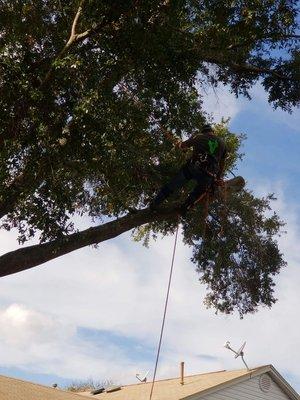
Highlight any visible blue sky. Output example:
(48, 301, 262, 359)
(0, 81, 299, 393)
(233, 91, 300, 191)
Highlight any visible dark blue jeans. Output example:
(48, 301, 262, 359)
(153, 162, 213, 209)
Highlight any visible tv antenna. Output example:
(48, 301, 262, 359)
(136, 371, 149, 383)
(224, 341, 250, 371)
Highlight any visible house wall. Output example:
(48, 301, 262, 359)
(196, 374, 291, 400)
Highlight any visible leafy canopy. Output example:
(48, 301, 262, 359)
(0, 0, 298, 316)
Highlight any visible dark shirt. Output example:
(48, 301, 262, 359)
(181, 133, 227, 175)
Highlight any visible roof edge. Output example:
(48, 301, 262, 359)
(268, 365, 300, 400)
(0, 374, 86, 399)
(183, 365, 299, 400)
(182, 366, 270, 400)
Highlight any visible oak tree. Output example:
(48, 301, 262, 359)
(0, 0, 299, 316)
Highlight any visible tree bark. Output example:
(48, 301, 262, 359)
(0, 176, 245, 278)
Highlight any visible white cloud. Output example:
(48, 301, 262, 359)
(0, 304, 74, 346)
(200, 83, 243, 123)
(200, 80, 299, 134)
(248, 85, 300, 133)
(0, 302, 148, 383)
(0, 181, 299, 390)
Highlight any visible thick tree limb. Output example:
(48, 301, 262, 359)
(0, 206, 176, 278)
(0, 176, 245, 278)
(204, 57, 289, 81)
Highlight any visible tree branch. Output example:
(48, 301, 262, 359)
(40, 0, 86, 87)
(70, 0, 85, 40)
(76, 1, 141, 41)
(204, 57, 289, 80)
(0, 176, 245, 278)
(40, 2, 138, 87)
(226, 33, 300, 50)
(0, 206, 176, 278)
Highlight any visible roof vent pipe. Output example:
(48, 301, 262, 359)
(180, 362, 185, 385)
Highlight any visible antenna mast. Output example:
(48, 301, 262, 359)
(136, 371, 149, 383)
(224, 341, 250, 371)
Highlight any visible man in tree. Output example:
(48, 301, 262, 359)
(151, 124, 227, 214)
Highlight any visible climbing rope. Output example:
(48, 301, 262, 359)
(149, 223, 180, 400)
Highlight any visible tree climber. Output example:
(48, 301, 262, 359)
(150, 124, 227, 214)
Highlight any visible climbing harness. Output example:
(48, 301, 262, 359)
(149, 223, 180, 400)
(189, 148, 220, 180)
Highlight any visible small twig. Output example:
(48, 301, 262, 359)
(76, 2, 139, 41)
(71, 1, 85, 39)
(40, 0, 86, 87)
(41, 1, 141, 88)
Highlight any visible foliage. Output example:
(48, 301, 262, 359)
(66, 378, 113, 392)
(135, 132, 286, 317)
(0, 0, 298, 315)
(185, 191, 286, 317)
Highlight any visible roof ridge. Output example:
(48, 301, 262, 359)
(117, 370, 227, 388)
(111, 365, 270, 389)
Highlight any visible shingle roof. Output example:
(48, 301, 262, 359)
(1, 365, 298, 400)
(0, 374, 84, 400)
(78, 365, 271, 400)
